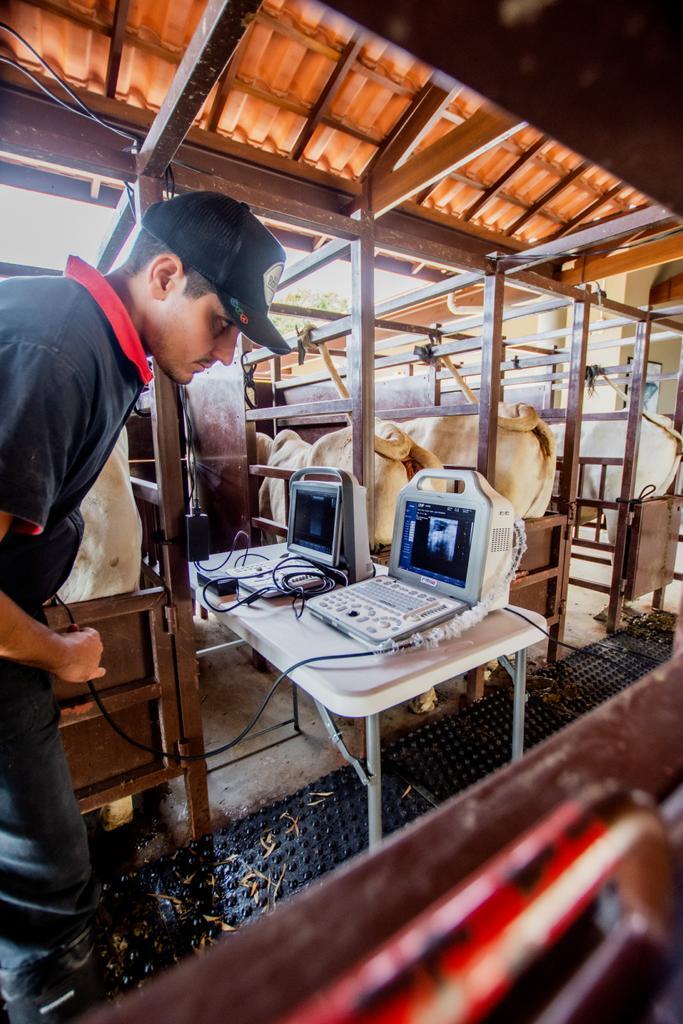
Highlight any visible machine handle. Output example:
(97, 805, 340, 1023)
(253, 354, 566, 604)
(410, 467, 478, 493)
(289, 467, 358, 486)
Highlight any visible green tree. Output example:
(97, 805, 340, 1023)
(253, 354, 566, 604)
(270, 287, 349, 341)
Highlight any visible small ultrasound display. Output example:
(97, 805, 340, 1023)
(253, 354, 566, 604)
(292, 490, 338, 555)
(398, 500, 475, 588)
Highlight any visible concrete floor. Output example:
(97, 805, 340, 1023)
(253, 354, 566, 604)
(118, 552, 681, 866)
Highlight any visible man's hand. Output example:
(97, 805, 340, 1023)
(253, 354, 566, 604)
(53, 627, 106, 684)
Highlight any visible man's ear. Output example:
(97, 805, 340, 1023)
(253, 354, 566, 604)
(147, 253, 185, 300)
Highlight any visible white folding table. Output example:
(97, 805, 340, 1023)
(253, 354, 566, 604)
(192, 545, 546, 846)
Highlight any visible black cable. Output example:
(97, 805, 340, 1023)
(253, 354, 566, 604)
(179, 387, 198, 511)
(240, 350, 257, 409)
(0, 27, 140, 151)
(201, 584, 273, 613)
(194, 532, 253, 573)
(504, 605, 662, 669)
(53, 593, 390, 761)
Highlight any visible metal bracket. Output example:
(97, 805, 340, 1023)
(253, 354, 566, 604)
(314, 700, 371, 786)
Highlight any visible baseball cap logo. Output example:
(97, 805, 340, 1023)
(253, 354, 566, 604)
(263, 262, 284, 307)
(230, 297, 249, 325)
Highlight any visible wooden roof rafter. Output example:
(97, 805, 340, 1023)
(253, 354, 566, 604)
(136, 0, 263, 178)
(369, 107, 524, 217)
(461, 134, 547, 221)
(549, 183, 627, 239)
(205, 17, 257, 133)
(290, 34, 364, 161)
(560, 229, 683, 285)
(104, 0, 131, 98)
(504, 159, 591, 236)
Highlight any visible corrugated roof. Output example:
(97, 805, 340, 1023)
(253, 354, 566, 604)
(1, 0, 652, 246)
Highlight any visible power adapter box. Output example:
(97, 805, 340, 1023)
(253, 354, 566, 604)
(186, 511, 210, 563)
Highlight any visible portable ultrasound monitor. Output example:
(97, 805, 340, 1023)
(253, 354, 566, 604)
(235, 468, 372, 594)
(307, 469, 515, 646)
(287, 479, 342, 567)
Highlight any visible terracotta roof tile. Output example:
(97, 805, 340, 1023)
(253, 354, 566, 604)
(1, 0, 654, 247)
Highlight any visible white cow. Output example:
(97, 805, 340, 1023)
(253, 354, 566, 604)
(257, 421, 442, 546)
(555, 412, 682, 544)
(58, 428, 142, 603)
(400, 403, 557, 519)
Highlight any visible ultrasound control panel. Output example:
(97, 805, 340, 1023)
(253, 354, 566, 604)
(308, 576, 463, 646)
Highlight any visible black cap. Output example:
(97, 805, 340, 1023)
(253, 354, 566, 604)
(142, 192, 290, 354)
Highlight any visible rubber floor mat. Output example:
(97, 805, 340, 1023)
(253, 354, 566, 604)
(94, 613, 673, 994)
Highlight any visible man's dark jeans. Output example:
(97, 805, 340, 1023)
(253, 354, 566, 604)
(0, 660, 99, 972)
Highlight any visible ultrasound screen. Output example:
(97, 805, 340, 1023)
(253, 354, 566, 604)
(291, 489, 338, 555)
(398, 500, 475, 588)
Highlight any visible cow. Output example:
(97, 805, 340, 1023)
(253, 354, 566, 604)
(400, 403, 557, 519)
(58, 428, 142, 603)
(257, 421, 443, 547)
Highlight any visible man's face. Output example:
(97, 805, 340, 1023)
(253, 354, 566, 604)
(141, 256, 241, 385)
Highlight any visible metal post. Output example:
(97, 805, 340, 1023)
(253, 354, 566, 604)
(349, 216, 376, 547)
(653, 332, 683, 610)
(140, 175, 210, 835)
(365, 713, 382, 847)
(607, 316, 651, 633)
(477, 271, 504, 481)
(512, 646, 527, 761)
(552, 294, 590, 659)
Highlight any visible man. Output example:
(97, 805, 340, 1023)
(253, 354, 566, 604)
(0, 191, 289, 1023)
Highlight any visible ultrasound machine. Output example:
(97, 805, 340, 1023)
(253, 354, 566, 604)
(232, 467, 374, 595)
(307, 469, 515, 646)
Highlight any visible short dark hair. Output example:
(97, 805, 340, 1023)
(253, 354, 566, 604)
(122, 228, 217, 301)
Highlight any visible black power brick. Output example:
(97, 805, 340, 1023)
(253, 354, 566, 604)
(186, 511, 210, 562)
(197, 572, 238, 597)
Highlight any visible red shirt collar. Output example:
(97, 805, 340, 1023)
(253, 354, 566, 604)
(64, 256, 153, 385)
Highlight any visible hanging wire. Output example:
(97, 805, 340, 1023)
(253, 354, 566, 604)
(179, 386, 198, 511)
(0, 24, 140, 152)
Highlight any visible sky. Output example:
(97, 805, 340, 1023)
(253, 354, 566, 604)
(0, 183, 418, 303)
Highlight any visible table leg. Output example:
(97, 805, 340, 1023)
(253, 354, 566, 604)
(366, 713, 382, 847)
(291, 684, 301, 734)
(512, 646, 527, 761)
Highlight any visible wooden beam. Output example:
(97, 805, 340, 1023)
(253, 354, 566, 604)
(402, 199, 527, 251)
(15, 0, 183, 64)
(0, 158, 121, 208)
(229, 81, 384, 146)
(105, 0, 131, 98)
(505, 160, 590, 236)
(323, 1, 683, 218)
(205, 21, 255, 133)
(137, 0, 260, 177)
(462, 135, 547, 222)
(254, 9, 341, 61)
(371, 83, 453, 177)
(497, 203, 673, 273)
(370, 108, 523, 218)
(291, 36, 363, 161)
(549, 183, 624, 239)
(560, 230, 683, 284)
(651, 271, 683, 306)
